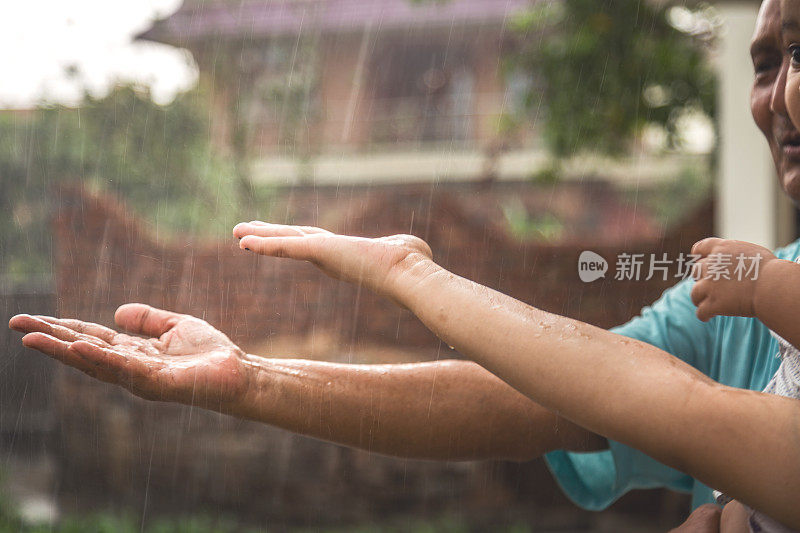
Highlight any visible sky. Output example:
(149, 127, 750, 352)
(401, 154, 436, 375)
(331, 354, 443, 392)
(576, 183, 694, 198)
(0, 0, 197, 108)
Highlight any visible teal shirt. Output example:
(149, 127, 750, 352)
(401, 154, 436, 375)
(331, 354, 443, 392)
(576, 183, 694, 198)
(544, 239, 800, 510)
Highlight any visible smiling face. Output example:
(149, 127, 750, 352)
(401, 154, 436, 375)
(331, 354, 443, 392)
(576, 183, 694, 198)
(751, 0, 800, 203)
(782, 0, 800, 130)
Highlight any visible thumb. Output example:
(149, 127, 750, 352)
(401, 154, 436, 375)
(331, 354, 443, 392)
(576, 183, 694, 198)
(115, 304, 183, 337)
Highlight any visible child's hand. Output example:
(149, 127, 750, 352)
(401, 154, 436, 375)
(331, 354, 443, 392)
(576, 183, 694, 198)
(689, 238, 777, 321)
(232, 222, 436, 300)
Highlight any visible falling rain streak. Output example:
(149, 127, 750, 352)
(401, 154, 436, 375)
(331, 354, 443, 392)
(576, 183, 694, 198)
(1, 0, 723, 531)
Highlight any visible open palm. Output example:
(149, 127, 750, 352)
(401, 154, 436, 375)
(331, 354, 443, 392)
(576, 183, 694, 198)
(9, 304, 250, 409)
(233, 221, 434, 298)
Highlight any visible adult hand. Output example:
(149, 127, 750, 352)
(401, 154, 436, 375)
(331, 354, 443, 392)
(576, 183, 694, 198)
(233, 221, 436, 300)
(8, 304, 252, 410)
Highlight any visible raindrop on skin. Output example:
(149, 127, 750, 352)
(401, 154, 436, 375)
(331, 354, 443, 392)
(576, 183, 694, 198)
(560, 323, 578, 338)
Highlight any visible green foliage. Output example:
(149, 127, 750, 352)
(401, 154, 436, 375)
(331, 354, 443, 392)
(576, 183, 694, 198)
(502, 200, 565, 243)
(509, 0, 717, 156)
(0, 85, 251, 283)
(637, 162, 712, 227)
(0, 109, 65, 281)
(528, 160, 563, 186)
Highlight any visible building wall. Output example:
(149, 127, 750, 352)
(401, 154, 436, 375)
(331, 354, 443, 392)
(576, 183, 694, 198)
(473, 32, 507, 145)
(192, 26, 514, 156)
(319, 32, 372, 149)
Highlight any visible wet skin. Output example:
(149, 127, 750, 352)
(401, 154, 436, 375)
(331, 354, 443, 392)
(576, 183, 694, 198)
(10, 0, 800, 529)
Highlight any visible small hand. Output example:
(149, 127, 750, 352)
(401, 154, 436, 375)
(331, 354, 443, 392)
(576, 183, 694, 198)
(689, 238, 778, 321)
(8, 304, 251, 409)
(233, 221, 435, 299)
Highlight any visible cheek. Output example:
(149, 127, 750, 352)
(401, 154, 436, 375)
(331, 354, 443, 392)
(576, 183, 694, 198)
(787, 73, 800, 129)
(751, 84, 773, 138)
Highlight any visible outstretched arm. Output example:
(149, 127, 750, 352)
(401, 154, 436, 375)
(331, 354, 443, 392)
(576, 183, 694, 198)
(9, 306, 603, 462)
(238, 356, 604, 460)
(235, 222, 800, 528)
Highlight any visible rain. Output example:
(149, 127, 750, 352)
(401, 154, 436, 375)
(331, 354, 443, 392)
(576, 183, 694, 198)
(2, 0, 792, 531)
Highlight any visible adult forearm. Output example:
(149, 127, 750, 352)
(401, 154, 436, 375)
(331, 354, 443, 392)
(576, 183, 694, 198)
(230, 356, 604, 461)
(393, 258, 800, 526)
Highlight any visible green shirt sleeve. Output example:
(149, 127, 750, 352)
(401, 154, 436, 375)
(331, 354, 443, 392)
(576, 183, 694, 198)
(544, 278, 714, 510)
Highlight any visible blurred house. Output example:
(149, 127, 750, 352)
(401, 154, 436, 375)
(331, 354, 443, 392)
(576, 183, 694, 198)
(139, 0, 533, 182)
(138, 0, 703, 188)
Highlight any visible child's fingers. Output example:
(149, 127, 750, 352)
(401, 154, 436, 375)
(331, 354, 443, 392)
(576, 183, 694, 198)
(296, 226, 332, 235)
(691, 280, 721, 321)
(691, 278, 725, 321)
(239, 235, 316, 262)
(691, 237, 724, 258)
(690, 257, 708, 280)
(695, 300, 717, 322)
(250, 221, 331, 235)
(233, 222, 331, 240)
(233, 222, 304, 239)
(691, 281, 709, 308)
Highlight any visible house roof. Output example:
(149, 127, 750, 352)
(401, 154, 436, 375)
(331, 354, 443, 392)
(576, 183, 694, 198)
(137, 0, 534, 46)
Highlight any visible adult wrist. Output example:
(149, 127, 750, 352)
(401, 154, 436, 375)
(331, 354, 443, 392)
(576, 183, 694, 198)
(227, 353, 271, 420)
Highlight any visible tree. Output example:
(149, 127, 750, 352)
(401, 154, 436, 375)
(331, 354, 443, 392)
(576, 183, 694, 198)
(0, 85, 245, 283)
(509, 0, 717, 156)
